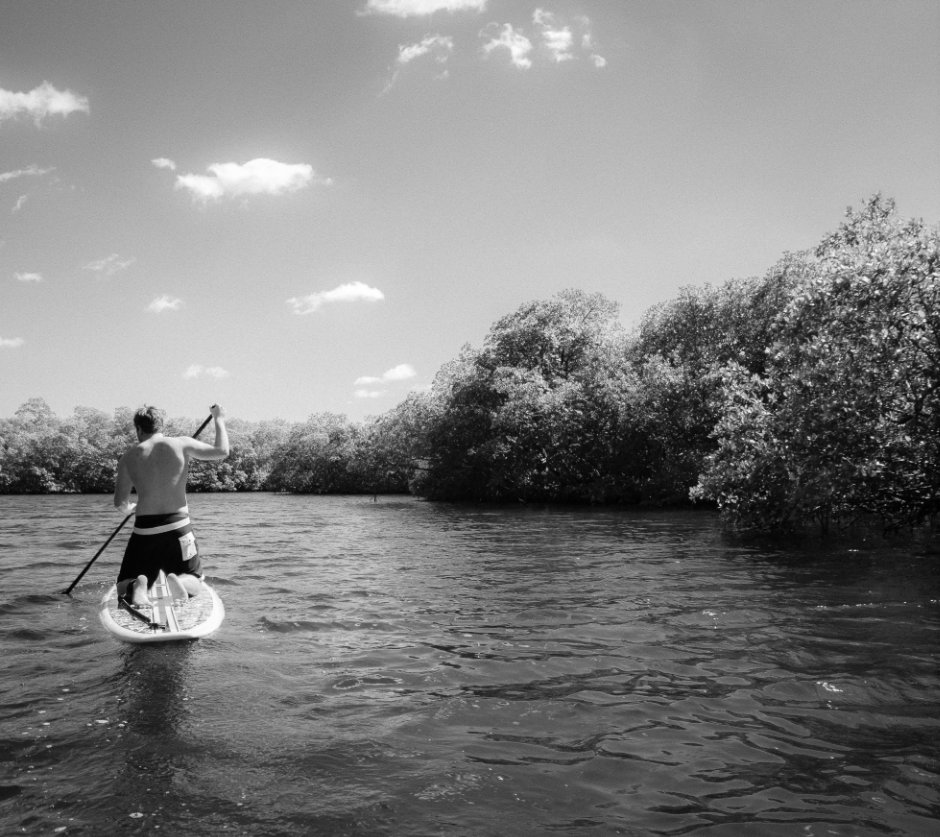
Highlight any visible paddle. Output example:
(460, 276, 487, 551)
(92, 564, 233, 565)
(61, 411, 215, 595)
(118, 596, 161, 629)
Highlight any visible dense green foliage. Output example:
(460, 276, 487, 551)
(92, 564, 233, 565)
(2, 196, 937, 532)
(411, 291, 643, 502)
(0, 401, 292, 494)
(692, 196, 940, 531)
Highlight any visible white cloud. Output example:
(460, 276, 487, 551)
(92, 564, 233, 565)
(183, 365, 230, 380)
(354, 363, 416, 398)
(577, 16, 607, 68)
(0, 81, 89, 123)
(364, 0, 487, 17)
(384, 362, 417, 381)
(354, 363, 417, 386)
(14, 271, 42, 282)
(481, 23, 533, 69)
(383, 34, 455, 93)
(2, 166, 53, 214)
(480, 12, 605, 71)
(0, 164, 54, 184)
(172, 158, 321, 202)
(398, 34, 454, 66)
(1, 336, 25, 348)
(287, 281, 385, 315)
(83, 253, 135, 277)
(151, 157, 177, 171)
(147, 295, 183, 313)
(534, 9, 574, 62)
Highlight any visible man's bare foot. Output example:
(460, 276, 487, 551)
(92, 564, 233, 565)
(128, 575, 152, 607)
(166, 573, 189, 600)
(177, 573, 203, 597)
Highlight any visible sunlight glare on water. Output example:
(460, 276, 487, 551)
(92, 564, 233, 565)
(1, 494, 938, 835)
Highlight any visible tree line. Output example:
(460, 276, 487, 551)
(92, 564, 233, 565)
(2, 196, 937, 533)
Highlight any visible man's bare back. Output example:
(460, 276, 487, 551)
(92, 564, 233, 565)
(114, 406, 229, 515)
(120, 436, 191, 515)
(113, 405, 229, 605)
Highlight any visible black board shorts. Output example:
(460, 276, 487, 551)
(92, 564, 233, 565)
(117, 511, 203, 587)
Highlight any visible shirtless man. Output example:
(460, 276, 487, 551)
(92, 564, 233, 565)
(113, 404, 229, 606)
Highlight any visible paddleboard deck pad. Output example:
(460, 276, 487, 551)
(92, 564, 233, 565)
(99, 570, 224, 643)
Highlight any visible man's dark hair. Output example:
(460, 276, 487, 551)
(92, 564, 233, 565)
(133, 406, 166, 434)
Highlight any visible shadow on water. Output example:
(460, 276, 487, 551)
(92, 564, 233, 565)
(68, 643, 201, 826)
(116, 643, 197, 736)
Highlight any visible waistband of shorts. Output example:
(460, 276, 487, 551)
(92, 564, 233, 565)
(132, 510, 191, 536)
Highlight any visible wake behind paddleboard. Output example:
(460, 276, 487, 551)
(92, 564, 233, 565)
(99, 569, 224, 643)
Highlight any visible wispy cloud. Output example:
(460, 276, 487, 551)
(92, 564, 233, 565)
(481, 23, 533, 69)
(183, 365, 230, 380)
(0, 336, 25, 348)
(399, 34, 454, 67)
(151, 157, 177, 171)
(375, 6, 605, 85)
(579, 24, 607, 68)
(83, 253, 135, 277)
(481, 10, 606, 70)
(14, 271, 42, 283)
(384, 34, 455, 93)
(534, 9, 574, 63)
(354, 363, 417, 398)
(169, 158, 325, 203)
(363, 0, 487, 17)
(287, 281, 385, 315)
(0, 81, 89, 123)
(2, 166, 53, 214)
(0, 164, 55, 184)
(147, 295, 183, 313)
(355, 363, 417, 386)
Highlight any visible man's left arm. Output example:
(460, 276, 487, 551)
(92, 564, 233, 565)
(185, 408, 230, 462)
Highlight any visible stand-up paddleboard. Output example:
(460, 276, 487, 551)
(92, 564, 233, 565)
(99, 570, 224, 643)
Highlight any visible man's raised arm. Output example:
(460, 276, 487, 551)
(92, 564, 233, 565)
(186, 404, 230, 461)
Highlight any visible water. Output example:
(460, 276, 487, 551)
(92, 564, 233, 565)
(1, 494, 938, 836)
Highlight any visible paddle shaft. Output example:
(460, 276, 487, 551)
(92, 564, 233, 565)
(62, 412, 215, 595)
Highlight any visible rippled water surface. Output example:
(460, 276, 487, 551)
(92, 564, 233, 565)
(1, 494, 939, 835)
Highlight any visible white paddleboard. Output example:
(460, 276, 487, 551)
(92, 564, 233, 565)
(99, 569, 224, 643)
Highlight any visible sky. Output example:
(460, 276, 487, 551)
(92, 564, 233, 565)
(1, 0, 938, 424)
